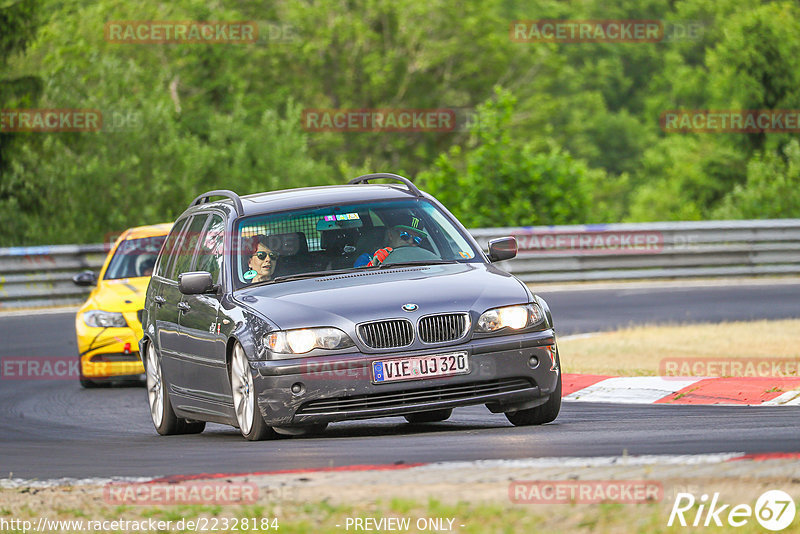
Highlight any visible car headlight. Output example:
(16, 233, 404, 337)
(265, 327, 355, 355)
(83, 310, 127, 328)
(475, 304, 545, 333)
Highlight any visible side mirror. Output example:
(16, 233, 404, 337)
(72, 270, 98, 286)
(178, 271, 216, 295)
(487, 237, 517, 262)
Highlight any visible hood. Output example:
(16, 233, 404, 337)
(235, 263, 528, 331)
(88, 277, 150, 312)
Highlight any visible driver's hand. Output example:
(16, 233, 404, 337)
(368, 247, 393, 266)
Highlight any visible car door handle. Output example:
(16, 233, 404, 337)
(153, 296, 166, 306)
(177, 301, 191, 312)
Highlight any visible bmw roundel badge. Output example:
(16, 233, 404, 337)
(402, 303, 418, 312)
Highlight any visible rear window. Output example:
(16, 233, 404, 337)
(104, 236, 168, 280)
(170, 215, 211, 280)
(154, 218, 188, 279)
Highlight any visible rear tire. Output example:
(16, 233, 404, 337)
(404, 408, 453, 424)
(146, 342, 205, 435)
(231, 343, 276, 441)
(505, 373, 562, 426)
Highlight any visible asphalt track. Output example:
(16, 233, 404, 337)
(1, 282, 799, 479)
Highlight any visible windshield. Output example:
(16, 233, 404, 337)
(104, 235, 167, 280)
(233, 199, 480, 288)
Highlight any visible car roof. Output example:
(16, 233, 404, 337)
(120, 223, 173, 240)
(192, 184, 433, 218)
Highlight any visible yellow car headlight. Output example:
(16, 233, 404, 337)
(83, 310, 127, 328)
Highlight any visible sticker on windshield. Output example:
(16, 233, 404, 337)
(317, 213, 363, 231)
(323, 213, 360, 221)
(243, 269, 258, 280)
(458, 251, 473, 259)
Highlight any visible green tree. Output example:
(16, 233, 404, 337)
(0, 0, 42, 241)
(0, 0, 333, 245)
(714, 140, 800, 219)
(418, 88, 597, 228)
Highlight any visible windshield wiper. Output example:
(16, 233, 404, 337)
(268, 267, 367, 283)
(375, 260, 458, 269)
(255, 262, 458, 285)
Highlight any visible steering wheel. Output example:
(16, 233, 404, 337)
(380, 246, 440, 265)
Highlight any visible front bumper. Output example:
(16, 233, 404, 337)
(76, 316, 144, 379)
(250, 329, 559, 425)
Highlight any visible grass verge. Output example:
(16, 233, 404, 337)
(558, 319, 800, 376)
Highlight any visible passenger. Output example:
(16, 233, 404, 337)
(243, 235, 278, 283)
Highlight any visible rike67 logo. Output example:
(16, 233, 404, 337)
(669, 490, 796, 531)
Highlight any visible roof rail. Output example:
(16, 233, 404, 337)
(348, 173, 423, 197)
(190, 190, 244, 216)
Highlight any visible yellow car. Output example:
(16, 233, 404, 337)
(73, 223, 172, 388)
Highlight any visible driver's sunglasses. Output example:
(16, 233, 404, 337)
(254, 251, 278, 261)
(399, 231, 422, 245)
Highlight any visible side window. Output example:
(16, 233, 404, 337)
(168, 214, 209, 280)
(195, 214, 225, 283)
(154, 218, 188, 279)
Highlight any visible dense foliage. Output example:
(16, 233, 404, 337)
(1, 0, 798, 245)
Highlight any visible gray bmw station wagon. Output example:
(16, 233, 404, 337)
(140, 174, 561, 440)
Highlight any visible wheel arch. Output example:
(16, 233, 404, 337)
(140, 335, 154, 370)
(225, 335, 240, 376)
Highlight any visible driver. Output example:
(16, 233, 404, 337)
(243, 235, 278, 283)
(366, 217, 428, 266)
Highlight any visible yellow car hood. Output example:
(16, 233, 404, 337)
(87, 277, 150, 312)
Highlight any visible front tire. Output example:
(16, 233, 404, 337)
(505, 373, 562, 426)
(231, 343, 275, 441)
(79, 377, 100, 389)
(146, 343, 205, 435)
(78, 357, 105, 388)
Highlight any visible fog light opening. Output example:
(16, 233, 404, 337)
(291, 382, 305, 395)
(528, 356, 539, 369)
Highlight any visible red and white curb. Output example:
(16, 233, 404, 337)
(562, 373, 800, 405)
(5, 453, 800, 489)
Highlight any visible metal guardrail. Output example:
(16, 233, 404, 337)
(1, 220, 799, 309)
(471, 219, 800, 283)
(0, 244, 108, 309)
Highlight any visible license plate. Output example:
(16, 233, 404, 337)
(372, 351, 469, 384)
